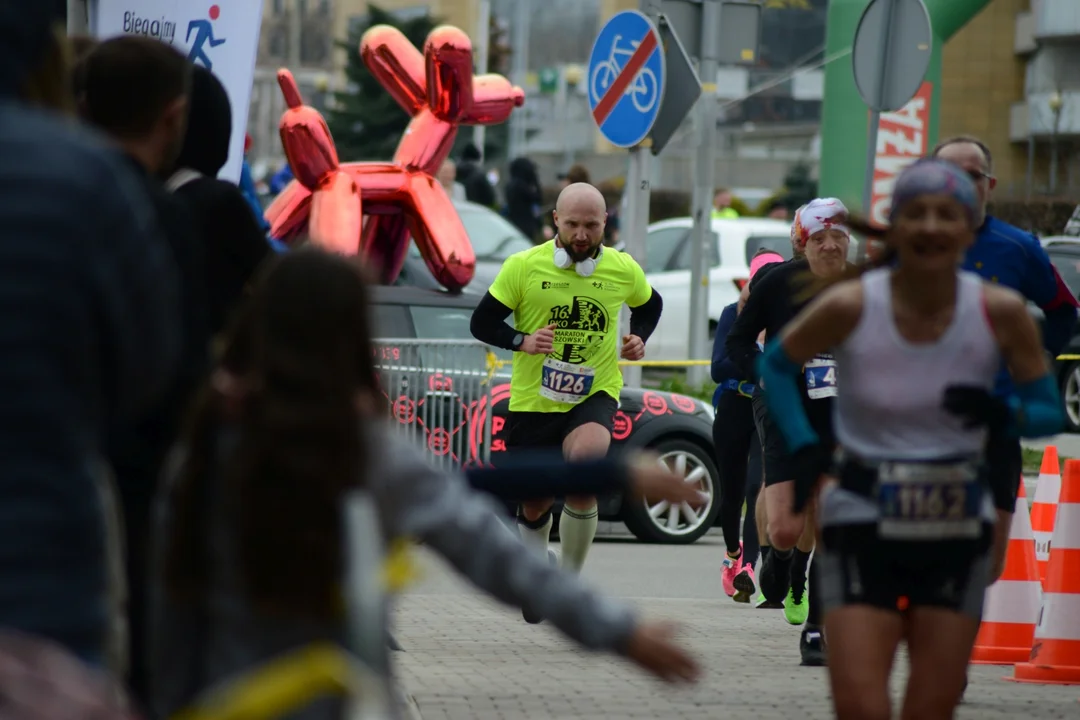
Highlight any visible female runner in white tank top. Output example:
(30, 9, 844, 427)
(756, 159, 1063, 720)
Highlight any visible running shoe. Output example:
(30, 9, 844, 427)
(799, 624, 827, 666)
(759, 547, 793, 604)
(721, 544, 743, 597)
(732, 566, 757, 604)
(522, 548, 559, 624)
(755, 589, 784, 609)
(784, 578, 809, 626)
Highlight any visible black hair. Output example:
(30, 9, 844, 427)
(81, 36, 192, 138)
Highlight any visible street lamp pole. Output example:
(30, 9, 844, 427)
(1049, 90, 1064, 195)
(561, 64, 583, 171)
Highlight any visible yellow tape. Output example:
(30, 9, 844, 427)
(1058, 354, 1080, 361)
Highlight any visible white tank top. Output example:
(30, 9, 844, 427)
(832, 268, 1001, 462)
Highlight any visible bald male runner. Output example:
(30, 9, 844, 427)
(470, 183, 664, 623)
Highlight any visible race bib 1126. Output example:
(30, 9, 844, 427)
(539, 357, 595, 405)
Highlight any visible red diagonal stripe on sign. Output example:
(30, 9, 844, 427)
(592, 31, 658, 127)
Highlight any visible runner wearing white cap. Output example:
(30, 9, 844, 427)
(725, 198, 853, 665)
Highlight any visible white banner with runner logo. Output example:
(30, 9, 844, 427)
(88, 0, 263, 183)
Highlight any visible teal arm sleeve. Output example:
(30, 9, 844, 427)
(755, 339, 820, 452)
(1009, 374, 1064, 438)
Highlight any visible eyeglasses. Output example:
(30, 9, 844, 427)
(967, 169, 994, 183)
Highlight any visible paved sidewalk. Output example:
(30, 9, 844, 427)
(392, 539, 1079, 720)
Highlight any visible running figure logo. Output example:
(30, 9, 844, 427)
(547, 297, 609, 364)
(589, 34, 659, 113)
(187, 5, 225, 70)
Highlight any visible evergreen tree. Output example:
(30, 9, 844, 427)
(782, 162, 818, 210)
(327, 3, 512, 164)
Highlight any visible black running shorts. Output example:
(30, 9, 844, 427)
(817, 525, 991, 620)
(752, 392, 796, 487)
(505, 392, 618, 450)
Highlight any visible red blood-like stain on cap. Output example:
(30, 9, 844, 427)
(209, 5, 221, 20)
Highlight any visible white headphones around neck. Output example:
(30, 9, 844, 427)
(553, 243, 604, 277)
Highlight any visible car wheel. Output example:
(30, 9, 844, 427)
(621, 439, 719, 544)
(1062, 362, 1080, 432)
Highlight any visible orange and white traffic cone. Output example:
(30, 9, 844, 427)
(1031, 445, 1062, 585)
(971, 481, 1042, 665)
(1009, 459, 1080, 684)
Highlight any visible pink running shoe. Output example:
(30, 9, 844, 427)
(721, 545, 743, 597)
(733, 566, 757, 604)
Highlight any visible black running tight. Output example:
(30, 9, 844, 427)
(713, 391, 761, 567)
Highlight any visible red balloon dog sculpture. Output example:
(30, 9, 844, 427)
(264, 25, 525, 291)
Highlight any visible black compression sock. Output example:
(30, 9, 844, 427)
(790, 548, 811, 590)
(806, 559, 822, 627)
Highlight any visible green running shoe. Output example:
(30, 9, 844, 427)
(783, 583, 809, 626)
(756, 590, 783, 609)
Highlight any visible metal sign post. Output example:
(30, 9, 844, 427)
(621, 145, 653, 389)
(684, 0, 759, 387)
(852, 0, 932, 260)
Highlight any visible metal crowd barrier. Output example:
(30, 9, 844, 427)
(373, 339, 496, 470)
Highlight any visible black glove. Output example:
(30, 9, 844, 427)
(942, 385, 1011, 433)
(791, 443, 832, 514)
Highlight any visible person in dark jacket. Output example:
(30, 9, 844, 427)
(0, 3, 180, 667)
(457, 142, 496, 208)
(79, 35, 212, 704)
(712, 250, 783, 606)
(504, 156, 544, 242)
(167, 65, 272, 340)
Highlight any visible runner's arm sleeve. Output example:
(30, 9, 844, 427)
(375, 428, 639, 653)
(711, 303, 741, 383)
(467, 450, 629, 499)
(470, 292, 525, 351)
(756, 338, 820, 452)
(725, 279, 768, 380)
(629, 288, 662, 343)
(1008, 374, 1064, 438)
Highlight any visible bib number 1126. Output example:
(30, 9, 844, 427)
(545, 370, 586, 395)
(539, 357, 595, 405)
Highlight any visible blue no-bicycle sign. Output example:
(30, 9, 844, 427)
(587, 10, 666, 148)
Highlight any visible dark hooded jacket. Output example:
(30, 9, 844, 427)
(170, 66, 270, 338)
(0, 1, 180, 663)
(504, 157, 543, 242)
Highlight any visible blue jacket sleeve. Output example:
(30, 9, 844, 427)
(1040, 266, 1078, 357)
(711, 304, 742, 383)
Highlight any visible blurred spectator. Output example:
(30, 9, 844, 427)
(764, 200, 791, 221)
(457, 142, 496, 208)
(557, 163, 590, 190)
(166, 65, 272, 340)
(239, 133, 270, 233)
(269, 163, 294, 195)
(711, 187, 739, 219)
(0, 3, 179, 669)
(80, 35, 211, 705)
(505, 156, 543, 242)
(437, 159, 467, 202)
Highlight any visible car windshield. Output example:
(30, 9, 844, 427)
(744, 236, 793, 264)
(1049, 249, 1080, 297)
(408, 304, 514, 364)
(406, 204, 533, 262)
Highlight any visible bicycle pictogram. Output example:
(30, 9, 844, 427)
(590, 34, 659, 114)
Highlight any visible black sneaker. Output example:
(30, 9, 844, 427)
(760, 548, 794, 604)
(522, 548, 559, 624)
(800, 624, 827, 667)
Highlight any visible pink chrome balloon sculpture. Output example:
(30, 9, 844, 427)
(264, 25, 525, 291)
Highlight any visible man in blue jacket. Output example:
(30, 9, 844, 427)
(934, 137, 1078, 514)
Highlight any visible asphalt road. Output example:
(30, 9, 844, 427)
(393, 538, 1079, 719)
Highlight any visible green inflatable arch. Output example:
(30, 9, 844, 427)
(818, 0, 992, 220)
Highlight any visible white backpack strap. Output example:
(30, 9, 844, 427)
(165, 168, 203, 192)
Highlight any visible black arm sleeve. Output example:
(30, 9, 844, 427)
(466, 451, 629, 500)
(629, 288, 663, 344)
(470, 292, 523, 351)
(725, 280, 769, 381)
